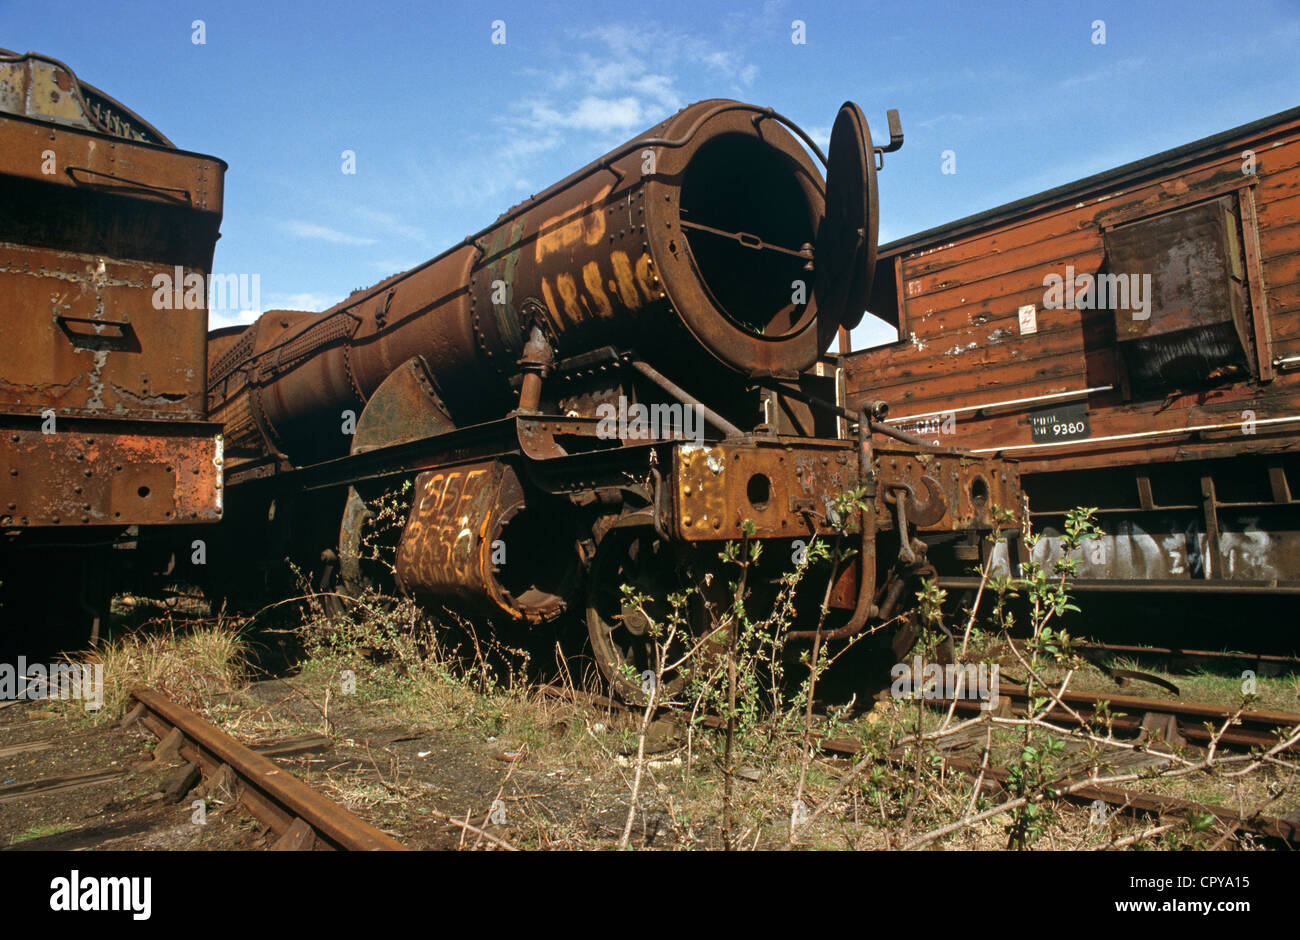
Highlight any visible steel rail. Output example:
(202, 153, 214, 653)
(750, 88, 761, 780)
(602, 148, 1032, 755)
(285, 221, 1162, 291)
(129, 687, 407, 851)
(928, 683, 1300, 751)
(991, 682, 1300, 729)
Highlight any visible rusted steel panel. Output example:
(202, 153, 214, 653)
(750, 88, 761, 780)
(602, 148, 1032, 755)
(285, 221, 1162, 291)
(0, 422, 223, 526)
(394, 459, 576, 623)
(673, 441, 860, 540)
(0, 49, 172, 145)
(1107, 196, 1252, 388)
(0, 112, 223, 212)
(395, 461, 510, 614)
(0, 51, 226, 545)
(847, 109, 1300, 472)
(874, 446, 1021, 533)
(669, 439, 1020, 541)
(0, 244, 208, 420)
(0, 116, 224, 268)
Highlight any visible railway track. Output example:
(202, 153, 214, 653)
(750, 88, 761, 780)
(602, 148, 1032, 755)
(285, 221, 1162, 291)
(124, 688, 406, 851)
(541, 681, 1300, 846)
(934, 683, 1300, 751)
(1, 689, 407, 851)
(813, 731, 1300, 846)
(1074, 642, 1300, 670)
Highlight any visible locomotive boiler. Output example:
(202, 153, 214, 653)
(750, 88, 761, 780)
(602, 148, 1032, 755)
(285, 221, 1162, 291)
(205, 99, 1022, 699)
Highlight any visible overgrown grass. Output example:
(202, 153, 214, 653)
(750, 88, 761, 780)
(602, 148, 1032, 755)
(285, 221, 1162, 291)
(68, 615, 249, 721)
(10, 822, 73, 845)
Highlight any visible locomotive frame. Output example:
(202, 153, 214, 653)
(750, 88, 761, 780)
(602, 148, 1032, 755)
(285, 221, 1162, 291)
(0, 52, 1027, 691)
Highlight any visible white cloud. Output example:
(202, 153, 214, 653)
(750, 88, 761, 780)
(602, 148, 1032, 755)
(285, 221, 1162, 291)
(208, 308, 260, 330)
(509, 22, 762, 141)
(528, 95, 649, 133)
(283, 220, 377, 245)
(1060, 56, 1146, 89)
(207, 289, 343, 330)
(804, 125, 831, 153)
(369, 259, 418, 275)
(384, 22, 766, 228)
(352, 207, 429, 246)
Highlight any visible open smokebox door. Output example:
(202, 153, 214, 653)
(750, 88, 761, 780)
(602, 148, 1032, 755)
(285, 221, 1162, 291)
(815, 101, 879, 348)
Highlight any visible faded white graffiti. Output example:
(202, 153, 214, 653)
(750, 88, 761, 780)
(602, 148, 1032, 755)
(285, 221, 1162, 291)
(1219, 517, 1275, 580)
(1030, 517, 1208, 581)
(1027, 514, 1289, 582)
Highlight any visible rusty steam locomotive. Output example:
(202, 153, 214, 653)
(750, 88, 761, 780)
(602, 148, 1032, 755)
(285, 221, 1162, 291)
(1, 51, 1022, 694)
(202, 100, 1022, 696)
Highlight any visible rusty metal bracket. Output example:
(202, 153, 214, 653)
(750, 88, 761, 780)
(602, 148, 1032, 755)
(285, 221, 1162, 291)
(650, 466, 670, 543)
(885, 474, 947, 527)
(871, 108, 904, 170)
(626, 357, 744, 439)
(890, 490, 916, 565)
(55, 313, 138, 351)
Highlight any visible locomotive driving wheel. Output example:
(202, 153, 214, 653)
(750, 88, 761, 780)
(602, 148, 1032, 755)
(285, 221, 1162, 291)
(586, 528, 720, 705)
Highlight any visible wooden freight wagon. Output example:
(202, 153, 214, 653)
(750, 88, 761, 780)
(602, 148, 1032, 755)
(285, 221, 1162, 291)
(844, 106, 1300, 595)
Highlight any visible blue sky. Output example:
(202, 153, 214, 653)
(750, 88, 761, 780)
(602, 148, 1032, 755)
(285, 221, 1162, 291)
(4, 0, 1298, 347)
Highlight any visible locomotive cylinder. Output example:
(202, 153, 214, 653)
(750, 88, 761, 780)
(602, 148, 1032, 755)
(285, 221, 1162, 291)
(210, 99, 843, 463)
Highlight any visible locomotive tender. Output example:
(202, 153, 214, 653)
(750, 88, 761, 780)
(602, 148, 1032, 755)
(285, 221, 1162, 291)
(0, 51, 225, 657)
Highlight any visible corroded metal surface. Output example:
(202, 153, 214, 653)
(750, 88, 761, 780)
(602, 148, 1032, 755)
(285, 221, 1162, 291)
(0, 51, 226, 541)
(0, 49, 172, 145)
(395, 459, 577, 622)
(0, 246, 209, 421)
(673, 440, 859, 540)
(132, 687, 407, 851)
(0, 422, 223, 527)
(180, 90, 1025, 658)
(872, 446, 1020, 532)
(844, 106, 1300, 590)
(671, 439, 1020, 541)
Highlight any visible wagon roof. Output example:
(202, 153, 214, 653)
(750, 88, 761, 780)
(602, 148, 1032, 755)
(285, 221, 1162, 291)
(881, 104, 1300, 257)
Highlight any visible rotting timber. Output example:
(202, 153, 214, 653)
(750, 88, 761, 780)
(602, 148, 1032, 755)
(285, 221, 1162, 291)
(204, 99, 1023, 701)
